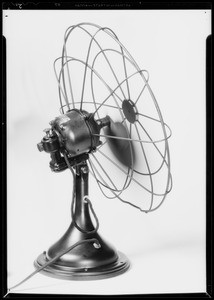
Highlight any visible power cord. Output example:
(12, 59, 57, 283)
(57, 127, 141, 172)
(8, 153, 101, 293)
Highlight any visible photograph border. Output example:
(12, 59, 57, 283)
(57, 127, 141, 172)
(1, 2, 212, 298)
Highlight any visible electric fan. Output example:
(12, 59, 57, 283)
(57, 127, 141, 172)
(12, 23, 172, 286)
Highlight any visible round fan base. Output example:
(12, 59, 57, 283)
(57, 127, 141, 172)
(34, 251, 130, 281)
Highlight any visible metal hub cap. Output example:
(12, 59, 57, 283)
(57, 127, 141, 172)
(122, 100, 138, 123)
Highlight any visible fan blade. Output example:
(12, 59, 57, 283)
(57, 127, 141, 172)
(104, 121, 135, 168)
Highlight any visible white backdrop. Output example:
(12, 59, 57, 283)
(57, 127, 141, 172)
(4, 9, 211, 295)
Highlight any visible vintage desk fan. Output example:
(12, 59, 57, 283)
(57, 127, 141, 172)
(32, 23, 171, 282)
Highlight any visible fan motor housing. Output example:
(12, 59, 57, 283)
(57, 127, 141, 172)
(52, 109, 100, 157)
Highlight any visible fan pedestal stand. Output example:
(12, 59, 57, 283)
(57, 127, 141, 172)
(34, 161, 130, 280)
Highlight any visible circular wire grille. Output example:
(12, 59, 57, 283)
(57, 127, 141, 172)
(54, 23, 172, 213)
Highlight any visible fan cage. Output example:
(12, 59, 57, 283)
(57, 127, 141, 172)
(53, 23, 172, 213)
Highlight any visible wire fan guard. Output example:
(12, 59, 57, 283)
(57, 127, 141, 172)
(54, 23, 172, 212)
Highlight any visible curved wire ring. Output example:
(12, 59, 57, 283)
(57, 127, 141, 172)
(89, 46, 171, 199)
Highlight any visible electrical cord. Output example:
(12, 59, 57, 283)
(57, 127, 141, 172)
(8, 238, 100, 292)
(8, 153, 101, 293)
(63, 152, 100, 234)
